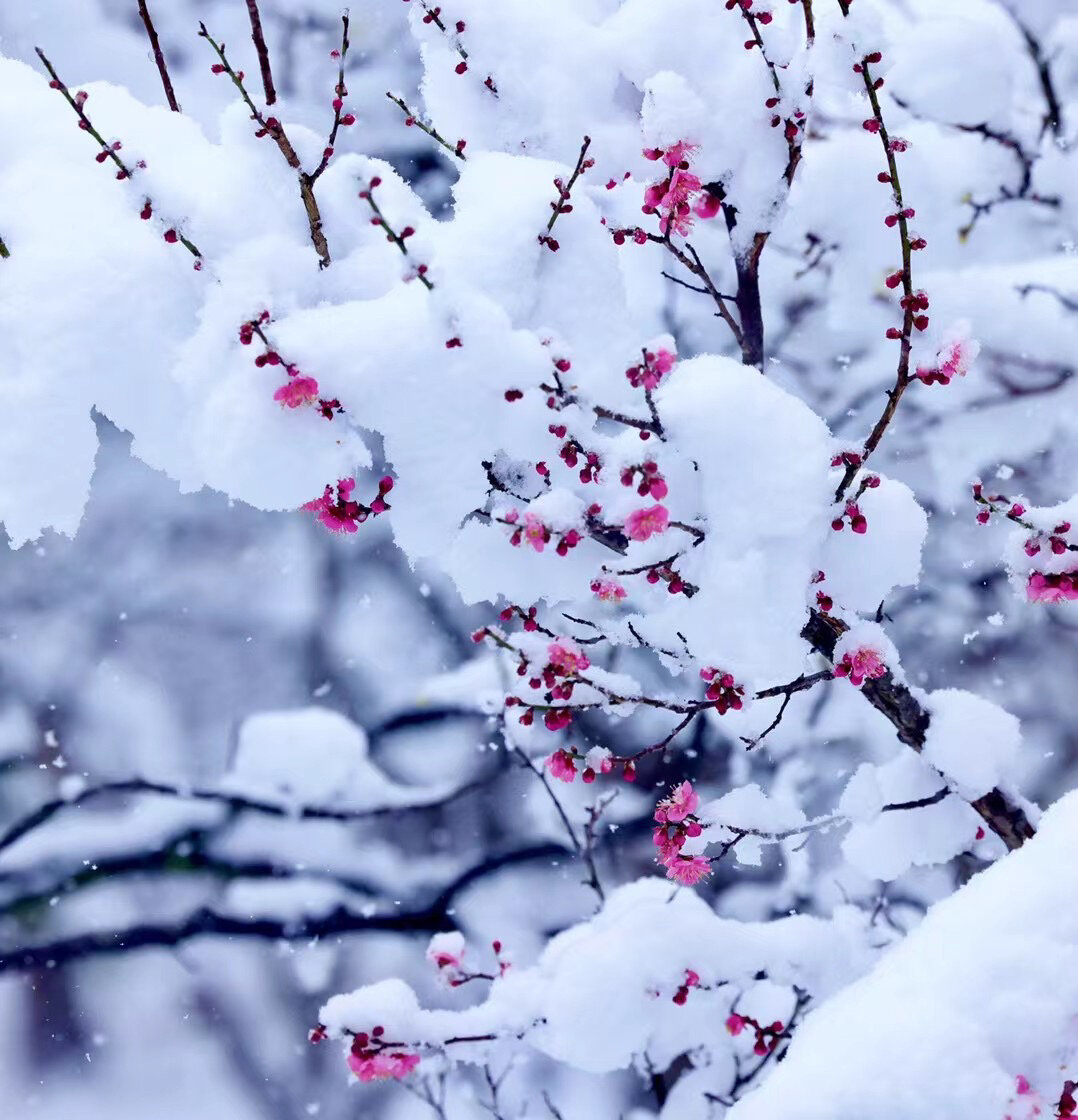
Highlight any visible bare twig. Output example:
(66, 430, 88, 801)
(833, 48, 920, 500)
(136, 0, 181, 112)
(199, 23, 330, 267)
(35, 47, 201, 258)
(359, 177, 434, 289)
(308, 15, 351, 185)
(386, 92, 467, 161)
(245, 0, 278, 106)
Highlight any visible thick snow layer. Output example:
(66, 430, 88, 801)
(923, 688, 1022, 800)
(729, 792, 1078, 1120)
(321, 879, 875, 1077)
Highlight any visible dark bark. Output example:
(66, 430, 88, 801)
(801, 610, 1036, 851)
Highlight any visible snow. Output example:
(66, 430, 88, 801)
(923, 688, 1022, 801)
(729, 792, 1078, 1120)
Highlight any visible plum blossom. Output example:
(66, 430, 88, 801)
(916, 324, 980, 386)
(590, 577, 627, 602)
(303, 478, 364, 534)
(664, 855, 712, 886)
(582, 746, 613, 782)
(642, 142, 704, 237)
(660, 780, 699, 824)
(547, 642, 590, 675)
(347, 1049, 421, 1082)
(625, 504, 669, 541)
(1027, 571, 1078, 603)
(700, 668, 745, 714)
(521, 512, 548, 552)
(546, 748, 577, 782)
(654, 781, 709, 885)
(626, 348, 676, 391)
(273, 375, 320, 408)
(834, 646, 888, 686)
(426, 931, 466, 977)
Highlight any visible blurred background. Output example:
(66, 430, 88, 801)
(2, 2, 1078, 1117)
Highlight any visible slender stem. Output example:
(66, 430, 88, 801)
(834, 53, 916, 499)
(308, 15, 351, 186)
(35, 46, 201, 258)
(360, 179, 434, 290)
(199, 24, 331, 267)
(245, 0, 278, 107)
(543, 136, 591, 239)
(386, 92, 467, 161)
(136, 0, 181, 112)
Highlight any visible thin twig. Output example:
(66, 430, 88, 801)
(199, 23, 331, 267)
(386, 92, 467, 161)
(245, 0, 278, 106)
(136, 0, 181, 112)
(35, 47, 201, 258)
(308, 15, 351, 186)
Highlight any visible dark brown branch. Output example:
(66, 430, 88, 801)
(199, 24, 330, 267)
(1004, 7, 1064, 139)
(801, 609, 1035, 851)
(136, 0, 181, 112)
(0, 772, 493, 861)
(245, 0, 278, 106)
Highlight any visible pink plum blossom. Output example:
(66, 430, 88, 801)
(834, 646, 888, 686)
(546, 748, 577, 782)
(273, 375, 320, 408)
(625, 504, 669, 541)
(663, 854, 712, 886)
(1027, 571, 1078, 603)
(302, 478, 364, 534)
(547, 642, 590, 674)
(591, 578, 627, 602)
(626, 348, 676, 390)
(522, 512, 548, 552)
(916, 327, 980, 385)
(663, 780, 699, 824)
(347, 1050, 421, 1082)
(643, 142, 704, 237)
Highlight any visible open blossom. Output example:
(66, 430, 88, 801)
(273, 375, 320, 408)
(916, 326, 980, 386)
(664, 854, 712, 886)
(590, 577, 627, 602)
(625, 504, 669, 541)
(546, 748, 577, 782)
(626, 348, 676, 391)
(303, 478, 363, 533)
(1027, 571, 1078, 603)
(522, 512, 548, 552)
(547, 642, 590, 674)
(642, 142, 703, 237)
(347, 1050, 421, 1082)
(834, 646, 888, 686)
(660, 780, 699, 824)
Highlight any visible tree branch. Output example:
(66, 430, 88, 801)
(801, 609, 1036, 850)
(136, 0, 181, 112)
(245, 0, 278, 107)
